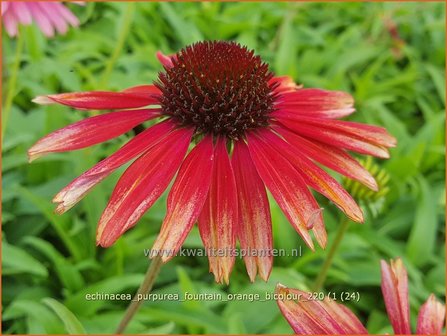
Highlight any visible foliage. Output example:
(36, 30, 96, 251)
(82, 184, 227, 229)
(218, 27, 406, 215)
(2, 2, 445, 334)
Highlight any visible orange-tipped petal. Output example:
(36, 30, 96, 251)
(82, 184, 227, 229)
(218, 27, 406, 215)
(247, 131, 325, 250)
(416, 294, 446, 335)
(28, 109, 160, 162)
(269, 76, 302, 94)
(198, 137, 238, 284)
(274, 89, 356, 119)
(274, 125, 378, 191)
(297, 117, 397, 148)
(261, 129, 363, 224)
(232, 140, 273, 282)
(96, 127, 193, 247)
(152, 135, 214, 261)
(276, 284, 368, 334)
(380, 258, 412, 334)
(32, 85, 161, 110)
(52, 120, 176, 213)
(276, 117, 392, 159)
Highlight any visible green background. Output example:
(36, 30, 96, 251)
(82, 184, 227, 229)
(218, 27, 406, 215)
(2, 1, 445, 334)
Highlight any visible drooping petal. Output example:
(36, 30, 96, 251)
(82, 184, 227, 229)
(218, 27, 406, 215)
(247, 131, 325, 250)
(260, 129, 363, 224)
(52, 3, 80, 27)
(232, 140, 273, 282)
(275, 117, 392, 159)
(27, 3, 55, 37)
(32, 85, 161, 110)
(11, 2, 33, 25)
(276, 284, 368, 335)
(53, 120, 177, 214)
(274, 124, 378, 191)
(380, 258, 412, 335)
(269, 76, 302, 94)
(152, 135, 214, 261)
(2, 2, 10, 16)
(28, 109, 160, 161)
(299, 116, 397, 147)
(3, 10, 19, 37)
(37, 2, 69, 34)
(198, 137, 238, 284)
(274, 89, 356, 119)
(416, 294, 446, 335)
(96, 127, 193, 247)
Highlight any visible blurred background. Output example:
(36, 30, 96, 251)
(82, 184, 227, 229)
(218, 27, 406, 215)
(2, 1, 445, 334)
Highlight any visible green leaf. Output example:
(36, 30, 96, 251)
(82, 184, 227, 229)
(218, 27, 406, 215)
(177, 267, 201, 310)
(159, 2, 203, 45)
(3, 300, 63, 334)
(274, 6, 297, 77)
(42, 298, 86, 334)
(23, 237, 85, 293)
(64, 274, 144, 316)
(406, 177, 439, 266)
(425, 63, 446, 104)
(17, 186, 83, 261)
(2, 241, 48, 277)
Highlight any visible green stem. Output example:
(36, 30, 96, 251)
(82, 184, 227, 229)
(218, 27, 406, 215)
(99, 3, 134, 89)
(2, 30, 24, 143)
(313, 217, 351, 292)
(115, 255, 163, 334)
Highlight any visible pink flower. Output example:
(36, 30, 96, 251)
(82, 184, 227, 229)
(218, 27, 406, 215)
(2, 1, 82, 37)
(277, 258, 445, 334)
(29, 41, 396, 283)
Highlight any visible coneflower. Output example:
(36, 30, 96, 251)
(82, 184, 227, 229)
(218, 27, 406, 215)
(29, 41, 396, 283)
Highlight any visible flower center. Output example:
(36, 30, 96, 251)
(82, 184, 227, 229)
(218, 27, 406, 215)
(155, 41, 277, 140)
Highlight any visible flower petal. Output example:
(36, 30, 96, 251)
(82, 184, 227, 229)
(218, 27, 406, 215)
(2, 2, 10, 16)
(3, 10, 19, 37)
(274, 89, 356, 119)
(27, 3, 55, 37)
(247, 131, 325, 250)
(269, 76, 302, 94)
(300, 117, 397, 147)
(156, 51, 175, 68)
(232, 140, 273, 282)
(37, 2, 69, 34)
(122, 84, 162, 96)
(274, 124, 378, 191)
(380, 258, 412, 335)
(276, 284, 368, 335)
(198, 137, 238, 284)
(275, 117, 391, 158)
(28, 109, 160, 162)
(32, 85, 161, 110)
(52, 3, 80, 27)
(260, 129, 363, 224)
(96, 127, 193, 247)
(11, 2, 33, 25)
(152, 135, 214, 261)
(53, 120, 176, 214)
(416, 294, 446, 335)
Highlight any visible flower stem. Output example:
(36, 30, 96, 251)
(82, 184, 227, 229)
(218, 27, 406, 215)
(115, 255, 163, 334)
(2, 30, 24, 143)
(99, 2, 134, 89)
(313, 217, 351, 292)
